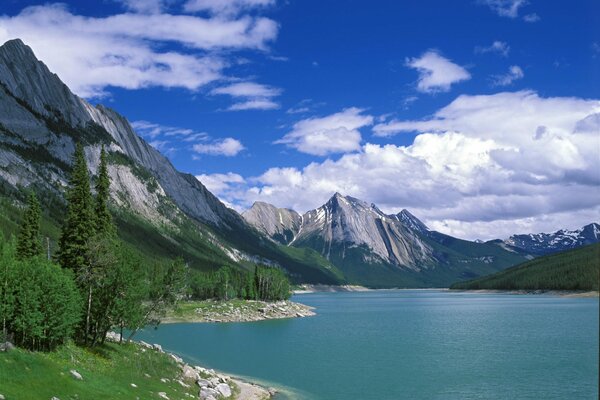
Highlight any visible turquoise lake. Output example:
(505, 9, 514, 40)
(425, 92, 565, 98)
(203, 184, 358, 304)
(136, 290, 599, 399)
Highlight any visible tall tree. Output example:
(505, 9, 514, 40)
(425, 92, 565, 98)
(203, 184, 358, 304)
(94, 146, 115, 237)
(16, 192, 42, 260)
(58, 143, 95, 272)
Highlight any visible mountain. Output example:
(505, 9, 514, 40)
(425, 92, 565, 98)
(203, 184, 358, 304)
(242, 202, 302, 245)
(243, 193, 530, 287)
(450, 243, 600, 291)
(0, 38, 341, 284)
(502, 223, 600, 255)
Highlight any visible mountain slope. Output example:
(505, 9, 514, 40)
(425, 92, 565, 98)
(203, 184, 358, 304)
(502, 223, 600, 255)
(0, 38, 340, 284)
(450, 244, 600, 291)
(242, 202, 302, 245)
(243, 193, 531, 287)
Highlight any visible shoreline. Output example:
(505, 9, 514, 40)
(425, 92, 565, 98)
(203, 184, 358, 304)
(449, 289, 599, 298)
(293, 284, 372, 294)
(109, 333, 275, 399)
(162, 299, 316, 324)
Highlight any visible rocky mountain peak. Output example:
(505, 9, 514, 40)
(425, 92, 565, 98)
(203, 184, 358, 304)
(0, 38, 89, 127)
(396, 209, 429, 233)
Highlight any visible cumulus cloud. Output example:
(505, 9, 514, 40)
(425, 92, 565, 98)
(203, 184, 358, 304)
(184, 0, 275, 15)
(490, 65, 524, 86)
(475, 41, 510, 57)
(211, 81, 281, 110)
(405, 50, 471, 93)
(196, 172, 245, 193)
(275, 108, 373, 156)
(193, 138, 245, 156)
(210, 91, 600, 240)
(0, 4, 278, 97)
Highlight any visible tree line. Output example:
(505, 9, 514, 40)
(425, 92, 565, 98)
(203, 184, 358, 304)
(189, 264, 291, 302)
(0, 144, 186, 350)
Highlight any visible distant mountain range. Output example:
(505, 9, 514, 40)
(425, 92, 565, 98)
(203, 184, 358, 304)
(502, 223, 600, 256)
(0, 38, 597, 288)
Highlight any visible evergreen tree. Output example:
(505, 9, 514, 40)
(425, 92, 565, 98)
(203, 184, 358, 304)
(58, 143, 96, 273)
(94, 146, 115, 237)
(16, 192, 42, 260)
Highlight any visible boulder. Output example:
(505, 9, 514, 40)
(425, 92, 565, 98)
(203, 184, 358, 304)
(199, 388, 219, 400)
(169, 354, 183, 364)
(152, 344, 163, 353)
(197, 378, 211, 388)
(69, 370, 83, 380)
(130, 383, 137, 388)
(0, 342, 15, 352)
(0, 394, 5, 399)
(158, 392, 169, 399)
(181, 365, 199, 381)
(216, 383, 232, 398)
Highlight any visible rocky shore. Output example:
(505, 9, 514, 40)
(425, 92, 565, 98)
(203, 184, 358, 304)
(293, 284, 371, 294)
(163, 299, 316, 323)
(107, 332, 274, 400)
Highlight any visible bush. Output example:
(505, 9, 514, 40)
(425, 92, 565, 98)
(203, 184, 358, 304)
(0, 238, 81, 350)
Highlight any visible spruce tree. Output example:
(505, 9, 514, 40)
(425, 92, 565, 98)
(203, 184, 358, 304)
(58, 143, 96, 273)
(94, 146, 115, 237)
(16, 192, 42, 260)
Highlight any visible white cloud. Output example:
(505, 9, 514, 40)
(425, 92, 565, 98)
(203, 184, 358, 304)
(196, 172, 245, 193)
(523, 13, 540, 22)
(209, 91, 600, 240)
(405, 50, 471, 93)
(275, 108, 373, 156)
(184, 0, 275, 15)
(193, 138, 245, 156)
(480, 0, 526, 18)
(0, 4, 278, 97)
(211, 82, 281, 97)
(228, 99, 280, 110)
(475, 41, 510, 57)
(132, 120, 208, 140)
(211, 81, 281, 111)
(490, 65, 524, 86)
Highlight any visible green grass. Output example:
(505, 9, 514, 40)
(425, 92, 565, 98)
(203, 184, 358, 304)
(0, 342, 201, 400)
(450, 243, 600, 291)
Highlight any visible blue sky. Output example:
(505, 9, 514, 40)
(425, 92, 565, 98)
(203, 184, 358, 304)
(1, 0, 599, 239)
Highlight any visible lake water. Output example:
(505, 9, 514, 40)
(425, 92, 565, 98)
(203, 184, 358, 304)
(136, 290, 599, 399)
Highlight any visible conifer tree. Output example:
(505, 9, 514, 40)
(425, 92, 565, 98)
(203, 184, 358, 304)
(58, 143, 95, 273)
(16, 192, 42, 260)
(94, 146, 115, 237)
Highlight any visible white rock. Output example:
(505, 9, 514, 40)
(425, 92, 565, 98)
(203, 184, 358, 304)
(197, 378, 211, 388)
(130, 383, 137, 388)
(181, 365, 199, 381)
(0, 394, 4, 399)
(69, 370, 83, 380)
(216, 383, 232, 398)
(152, 344, 163, 352)
(169, 354, 183, 364)
(158, 392, 169, 399)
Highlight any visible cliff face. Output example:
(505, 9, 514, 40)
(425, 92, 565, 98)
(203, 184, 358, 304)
(0, 38, 235, 227)
(242, 202, 302, 245)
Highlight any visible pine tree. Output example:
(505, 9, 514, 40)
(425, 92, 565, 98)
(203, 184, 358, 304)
(58, 143, 96, 273)
(94, 146, 115, 237)
(16, 192, 43, 260)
